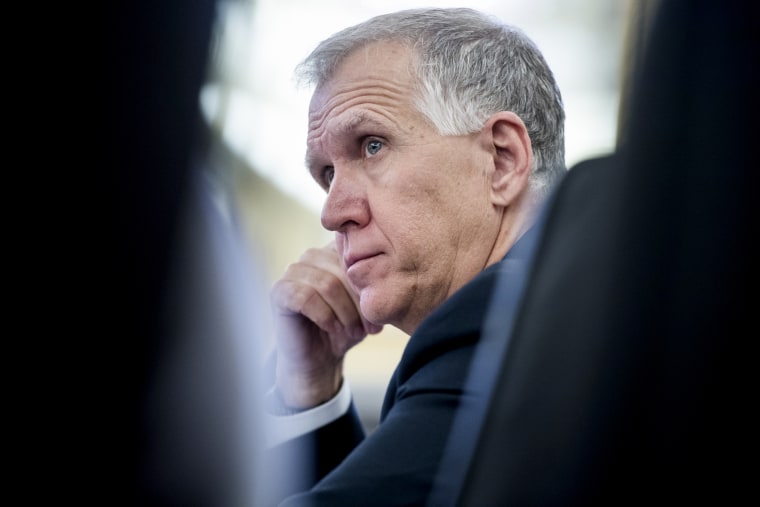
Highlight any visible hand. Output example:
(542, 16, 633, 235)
(270, 241, 383, 408)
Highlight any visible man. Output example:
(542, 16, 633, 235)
(263, 8, 566, 505)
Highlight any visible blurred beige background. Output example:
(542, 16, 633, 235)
(200, 0, 632, 431)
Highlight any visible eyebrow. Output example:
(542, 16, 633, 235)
(316, 111, 387, 138)
(336, 111, 380, 134)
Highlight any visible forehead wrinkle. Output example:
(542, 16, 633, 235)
(307, 93, 408, 153)
(309, 110, 374, 141)
(308, 78, 411, 129)
(305, 49, 421, 172)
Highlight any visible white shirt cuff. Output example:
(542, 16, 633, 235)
(263, 380, 352, 448)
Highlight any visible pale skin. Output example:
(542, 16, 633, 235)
(270, 41, 537, 408)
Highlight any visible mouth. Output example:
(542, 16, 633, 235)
(344, 252, 380, 271)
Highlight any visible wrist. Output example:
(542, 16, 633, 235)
(264, 385, 308, 416)
(275, 361, 343, 409)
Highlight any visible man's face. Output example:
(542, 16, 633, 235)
(306, 41, 501, 333)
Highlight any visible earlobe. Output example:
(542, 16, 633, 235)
(483, 111, 533, 207)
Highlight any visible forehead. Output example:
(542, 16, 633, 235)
(306, 41, 426, 146)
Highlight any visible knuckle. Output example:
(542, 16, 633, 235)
(316, 273, 344, 300)
(271, 279, 309, 313)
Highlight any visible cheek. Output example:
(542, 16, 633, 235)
(377, 191, 456, 267)
(380, 181, 447, 232)
(372, 146, 481, 246)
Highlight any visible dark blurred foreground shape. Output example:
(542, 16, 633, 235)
(432, 0, 758, 505)
(106, 0, 275, 505)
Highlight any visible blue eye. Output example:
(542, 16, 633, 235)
(323, 166, 334, 187)
(366, 139, 383, 156)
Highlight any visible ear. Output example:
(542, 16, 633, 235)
(480, 111, 533, 207)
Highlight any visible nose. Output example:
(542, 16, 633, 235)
(321, 168, 370, 232)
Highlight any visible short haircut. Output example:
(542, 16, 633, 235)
(296, 8, 566, 197)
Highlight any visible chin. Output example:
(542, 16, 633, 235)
(359, 289, 398, 327)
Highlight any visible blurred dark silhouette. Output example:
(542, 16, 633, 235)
(105, 0, 269, 505)
(432, 0, 757, 504)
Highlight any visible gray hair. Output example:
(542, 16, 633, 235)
(296, 8, 566, 197)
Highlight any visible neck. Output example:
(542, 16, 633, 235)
(486, 191, 541, 266)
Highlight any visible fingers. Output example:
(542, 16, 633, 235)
(271, 244, 367, 352)
(270, 242, 385, 407)
(272, 267, 361, 345)
(305, 242, 384, 337)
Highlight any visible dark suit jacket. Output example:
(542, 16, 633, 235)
(266, 228, 540, 506)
